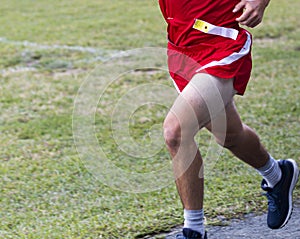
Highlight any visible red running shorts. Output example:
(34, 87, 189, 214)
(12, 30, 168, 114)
(167, 29, 252, 95)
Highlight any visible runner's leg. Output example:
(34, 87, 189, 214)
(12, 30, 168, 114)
(206, 100, 270, 169)
(163, 74, 236, 235)
(206, 99, 299, 230)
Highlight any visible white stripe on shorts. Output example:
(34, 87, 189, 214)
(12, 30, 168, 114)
(195, 32, 252, 73)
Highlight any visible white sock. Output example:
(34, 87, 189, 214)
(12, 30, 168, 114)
(183, 209, 205, 236)
(257, 155, 282, 188)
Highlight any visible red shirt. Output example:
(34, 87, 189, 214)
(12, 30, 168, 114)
(159, 0, 243, 46)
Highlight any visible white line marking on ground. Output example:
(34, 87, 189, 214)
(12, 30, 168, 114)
(0, 66, 37, 76)
(0, 37, 118, 55)
(0, 37, 129, 75)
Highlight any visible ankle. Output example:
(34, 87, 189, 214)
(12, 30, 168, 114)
(183, 209, 205, 236)
(257, 155, 282, 188)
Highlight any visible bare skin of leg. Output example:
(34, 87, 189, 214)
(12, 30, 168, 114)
(163, 73, 237, 210)
(164, 73, 270, 210)
(206, 101, 270, 169)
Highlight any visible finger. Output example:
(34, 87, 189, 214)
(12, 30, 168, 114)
(239, 17, 260, 28)
(236, 8, 253, 22)
(248, 18, 262, 28)
(233, 1, 246, 13)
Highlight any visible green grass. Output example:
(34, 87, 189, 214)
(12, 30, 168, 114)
(0, 0, 165, 49)
(0, 0, 300, 238)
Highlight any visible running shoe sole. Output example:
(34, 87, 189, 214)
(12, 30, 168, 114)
(280, 158, 299, 229)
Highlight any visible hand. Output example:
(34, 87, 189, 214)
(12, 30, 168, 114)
(233, 0, 270, 28)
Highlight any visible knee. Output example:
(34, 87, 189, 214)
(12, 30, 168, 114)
(163, 115, 181, 150)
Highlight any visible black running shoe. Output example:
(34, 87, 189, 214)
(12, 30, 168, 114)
(175, 228, 207, 239)
(261, 159, 299, 229)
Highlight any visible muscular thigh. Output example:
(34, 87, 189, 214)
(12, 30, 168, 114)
(205, 100, 244, 145)
(166, 73, 236, 136)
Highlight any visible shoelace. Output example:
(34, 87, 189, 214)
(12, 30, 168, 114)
(265, 191, 280, 212)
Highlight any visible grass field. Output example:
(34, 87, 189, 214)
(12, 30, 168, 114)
(0, 0, 300, 238)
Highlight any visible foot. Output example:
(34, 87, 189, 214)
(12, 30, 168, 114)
(261, 159, 299, 229)
(175, 228, 207, 239)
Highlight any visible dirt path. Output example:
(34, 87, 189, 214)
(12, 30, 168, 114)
(159, 200, 300, 239)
